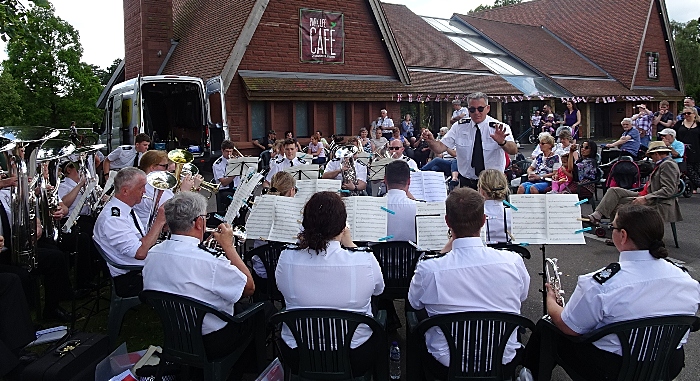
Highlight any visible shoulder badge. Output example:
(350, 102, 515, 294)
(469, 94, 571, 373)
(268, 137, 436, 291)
(664, 258, 689, 273)
(298, 158, 307, 164)
(347, 246, 371, 252)
(331, 157, 341, 162)
(111, 207, 120, 217)
(593, 262, 621, 284)
(120, 145, 132, 150)
(420, 251, 447, 261)
(275, 158, 285, 164)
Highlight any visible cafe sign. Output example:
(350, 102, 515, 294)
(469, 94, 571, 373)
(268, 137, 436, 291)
(299, 8, 344, 64)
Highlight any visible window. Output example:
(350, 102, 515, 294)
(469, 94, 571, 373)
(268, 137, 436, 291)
(646, 52, 659, 80)
(296, 102, 309, 137)
(335, 102, 346, 135)
(251, 101, 267, 140)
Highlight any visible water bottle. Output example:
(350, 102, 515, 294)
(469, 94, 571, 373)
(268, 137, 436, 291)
(390, 341, 401, 380)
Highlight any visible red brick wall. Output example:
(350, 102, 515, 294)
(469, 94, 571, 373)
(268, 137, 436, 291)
(633, 1, 676, 89)
(124, 0, 173, 79)
(238, 0, 396, 77)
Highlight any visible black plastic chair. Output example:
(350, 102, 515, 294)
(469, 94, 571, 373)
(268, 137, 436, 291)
(486, 243, 531, 260)
(270, 308, 388, 381)
(244, 241, 287, 304)
(370, 241, 421, 300)
(92, 236, 143, 346)
(538, 315, 700, 381)
(140, 290, 267, 381)
(406, 311, 535, 381)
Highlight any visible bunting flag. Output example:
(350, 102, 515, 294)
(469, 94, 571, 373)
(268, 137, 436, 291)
(425, 94, 432, 102)
(393, 94, 656, 104)
(417, 94, 423, 102)
(396, 93, 402, 102)
(408, 94, 413, 103)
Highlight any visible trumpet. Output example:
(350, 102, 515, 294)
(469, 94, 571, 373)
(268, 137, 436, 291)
(168, 150, 220, 197)
(201, 225, 247, 256)
(545, 258, 565, 308)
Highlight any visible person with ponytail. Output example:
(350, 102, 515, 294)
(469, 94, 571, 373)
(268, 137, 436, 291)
(521, 204, 700, 381)
(275, 191, 385, 375)
(478, 169, 512, 244)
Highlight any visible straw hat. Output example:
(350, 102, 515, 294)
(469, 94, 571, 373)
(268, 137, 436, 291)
(646, 141, 672, 155)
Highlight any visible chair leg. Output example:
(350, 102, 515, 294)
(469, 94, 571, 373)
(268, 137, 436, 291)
(671, 222, 679, 248)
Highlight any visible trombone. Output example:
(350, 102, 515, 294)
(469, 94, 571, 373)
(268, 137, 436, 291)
(167, 149, 220, 197)
(145, 171, 177, 231)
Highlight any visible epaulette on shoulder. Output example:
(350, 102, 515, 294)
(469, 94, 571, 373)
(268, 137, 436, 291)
(331, 157, 341, 162)
(664, 258, 689, 273)
(275, 158, 285, 164)
(119, 145, 132, 150)
(592, 262, 621, 284)
(420, 251, 447, 261)
(214, 157, 223, 164)
(298, 158, 307, 164)
(347, 246, 372, 252)
(356, 160, 367, 166)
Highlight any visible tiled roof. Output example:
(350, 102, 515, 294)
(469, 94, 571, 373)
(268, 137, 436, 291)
(382, 3, 489, 72)
(240, 75, 407, 100)
(407, 71, 520, 95)
(467, 0, 652, 88)
(164, 0, 257, 79)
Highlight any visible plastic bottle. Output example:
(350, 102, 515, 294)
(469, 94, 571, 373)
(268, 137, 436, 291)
(390, 341, 401, 380)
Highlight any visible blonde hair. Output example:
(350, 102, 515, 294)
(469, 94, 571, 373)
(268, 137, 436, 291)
(478, 169, 510, 201)
(269, 171, 296, 197)
(683, 107, 700, 123)
(138, 150, 167, 173)
(539, 133, 556, 146)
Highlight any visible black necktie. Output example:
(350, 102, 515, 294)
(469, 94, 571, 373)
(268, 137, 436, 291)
(472, 124, 485, 176)
(130, 210, 144, 237)
(289, 160, 294, 167)
(0, 205, 11, 253)
(132, 152, 139, 167)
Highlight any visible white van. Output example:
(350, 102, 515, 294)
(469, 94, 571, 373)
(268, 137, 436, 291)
(100, 75, 227, 159)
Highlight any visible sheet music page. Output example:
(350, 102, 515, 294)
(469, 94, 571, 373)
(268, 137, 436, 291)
(283, 164, 320, 180)
(342, 197, 387, 242)
(224, 172, 263, 223)
(295, 179, 342, 202)
(268, 196, 305, 243)
(368, 158, 395, 181)
(246, 195, 276, 241)
(509, 195, 548, 244)
(545, 194, 586, 244)
(416, 215, 449, 251)
(409, 171, 447, 202)
(415, 202, 448, 251)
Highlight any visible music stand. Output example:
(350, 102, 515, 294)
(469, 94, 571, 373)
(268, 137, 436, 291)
(284, 164, 320, 180)
(368, 158, 396, 181)
(225, 157, 258, 178)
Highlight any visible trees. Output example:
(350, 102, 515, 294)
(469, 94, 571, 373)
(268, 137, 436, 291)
(671, 19, 700, 101)
(469, 0, 523, 13)
(0, 0, 48, 41)
(3, 5, 102, 128)
(0, 70, 24, 125)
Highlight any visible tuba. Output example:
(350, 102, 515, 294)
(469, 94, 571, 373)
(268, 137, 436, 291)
(335, 145, 359, 190)
(36, 139, 76, 242)
(544, 257, 565, 308)
(0, 126, 59, 271)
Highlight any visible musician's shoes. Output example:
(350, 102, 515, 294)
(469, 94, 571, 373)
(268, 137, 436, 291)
(515, 366, 534, 381)
(582, 213, 599, 225)
(43, 307, 76, 323)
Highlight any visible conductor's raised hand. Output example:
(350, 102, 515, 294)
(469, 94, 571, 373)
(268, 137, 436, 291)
(213, 223, 234, 248)
(489, 123, 510, 144)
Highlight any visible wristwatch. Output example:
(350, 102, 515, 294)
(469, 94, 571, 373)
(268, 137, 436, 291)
(498, 140, 507, 146)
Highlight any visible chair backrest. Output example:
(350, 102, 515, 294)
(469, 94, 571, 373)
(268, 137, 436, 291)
(92, 236, 143, 272)
(370, 241, 421, 300)
(139, 290, 237, 368)
(580, 315, 700, 381)
(270, 309, 387, 380)
(607, 160, 641, 189)
(486, 243, 530, 260)
(245, 241, 287, 302)
(414, 312, 535, 380)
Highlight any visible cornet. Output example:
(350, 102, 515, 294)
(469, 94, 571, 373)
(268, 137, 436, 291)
(201, 225, 247, 256)
(545, 258, 565, 308)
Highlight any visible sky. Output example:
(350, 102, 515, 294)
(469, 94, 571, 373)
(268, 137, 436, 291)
(0, 0, 698, 70)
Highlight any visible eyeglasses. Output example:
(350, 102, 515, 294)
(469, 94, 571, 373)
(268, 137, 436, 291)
(193, 214, 207, 222)
(684, 112, 694, 116)
(611, 224, 624, 231)
(294, 186, 299, 193)
(156, 163, 168, 168)
(581, 145, 590, 149)
(388, 147, 402, 150)
(468, 106, 487, 113)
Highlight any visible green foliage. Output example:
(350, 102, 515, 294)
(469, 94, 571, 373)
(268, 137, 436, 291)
(469, 0, 522, 13)
(0, 0, 48, 42)
(671, 19, 700, 100)
(0, 70, 24, 124)
(3, 5, 102, 128)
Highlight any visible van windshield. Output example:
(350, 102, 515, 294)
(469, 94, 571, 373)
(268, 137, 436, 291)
(141, 81, 204, 151)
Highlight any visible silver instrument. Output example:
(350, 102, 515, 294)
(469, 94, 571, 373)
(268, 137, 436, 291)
(335, 145, 359, 194)
(0, 126, 59, 271)
(545, 258, 565, 308)
(145, 171, 177, 231)
(201, 225, 247, 256)
(37, 139, 76, 241)
(180, 162, 220, 197)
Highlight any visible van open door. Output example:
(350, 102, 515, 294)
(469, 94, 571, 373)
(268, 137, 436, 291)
(206, 76, 228, 155)
(134, 74, 143, 141)
(111, 94, 123, 150)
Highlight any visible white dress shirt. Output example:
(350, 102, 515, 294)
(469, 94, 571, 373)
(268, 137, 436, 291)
(132, 183, 174, 231)
(266, 156, 306, 182)
(212, 156, 241, 190)
(323, 158, 368, 183)
(143, 234, 248, 335)
(482, 200, 512, 244)
(385, 189, 417, 242)
(452, 107, 468, 121)
(58, 177, 91, 216)
(106, 145, 142, 170)
(441, 116, 514, 180)
(94, 197, 146, 276)
(276, 241, 385, 349)
(561, 250, 700, 355)
(409, 237, 530, 366)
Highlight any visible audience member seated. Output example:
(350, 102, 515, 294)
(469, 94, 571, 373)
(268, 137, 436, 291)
(659, 128, 684, 164)
(585, 141, 681, 228)
(602, 118, 641, 158)
(478, 169, 512, 243)
(518, 133, 560, 194)
(275, 192, 385, 376)
(566, 140, 598, 198)
(358, 128, 373, 154)
(307, 134, 326, 165)
(284, 131, 303, 152)
(554, 130, 577, 159)
(408, 188, 530, 380)
(371, 127, 389, 157)
(521, 205, 700, 381)
(143, 192, 256, 363)
(253, 130, 277, 170)
(550, 152, 573, 194)
(421, 147, 457, 179)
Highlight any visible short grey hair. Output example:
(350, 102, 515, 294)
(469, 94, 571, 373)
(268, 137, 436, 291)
(164, 192, 208, 234)
(466, 92, 489, 104)
(621, 117, 633, 125)
(114, 167, 145, 193)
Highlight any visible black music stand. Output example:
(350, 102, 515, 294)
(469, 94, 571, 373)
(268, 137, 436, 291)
(284, 164, 320, 180)
(225, 157, 258, 178)
(368, 158, 396, 182)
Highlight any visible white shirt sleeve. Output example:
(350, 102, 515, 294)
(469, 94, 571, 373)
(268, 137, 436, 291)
(107, 147, 123, 161)
(440, 127, 456, 150)
(408, 262, 426, 310)
(560, 275, 604, 334)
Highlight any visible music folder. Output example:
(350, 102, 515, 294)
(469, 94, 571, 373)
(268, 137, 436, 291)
(415, 202, 448, 251)
(225, 157, 258, 178)
(509, 194, 586, 245)
(284, 164, 320, 180)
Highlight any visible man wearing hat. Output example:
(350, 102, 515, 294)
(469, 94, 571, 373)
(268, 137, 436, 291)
(450, 100, 468, 124)
(658, 128, 684, 164)
(585, 141, 681, 227)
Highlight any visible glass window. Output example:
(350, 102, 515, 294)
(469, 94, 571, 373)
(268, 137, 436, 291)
(335, 102, 346, 135)
(296, 102, 309, 137)
(646, 52, 659, 80)
(447, 36, 495, 54)
(422, 17, 464, 34)
(251, 101, 266, 140)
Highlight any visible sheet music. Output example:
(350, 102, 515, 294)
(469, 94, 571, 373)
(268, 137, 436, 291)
(245, 195, 304, 243)
(409, 171, 447, 202)
(368, 158, 396, 181)
(224, 171, 263, 223)
(225, 157, 258, 177)
(295, 179, 342, 202)
(415, 202, 448, 251)
(509, 194, 585, 245)
(284, 164, 320, 180)
(245, 195, 276, 241)
(296, 152, 313, 161)
(343, 197, 387, 242)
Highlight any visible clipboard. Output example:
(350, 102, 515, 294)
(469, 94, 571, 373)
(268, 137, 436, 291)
(284, 164, 320, 180)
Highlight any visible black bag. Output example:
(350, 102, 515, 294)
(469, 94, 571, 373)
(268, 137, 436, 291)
(22, 332, 109, 381)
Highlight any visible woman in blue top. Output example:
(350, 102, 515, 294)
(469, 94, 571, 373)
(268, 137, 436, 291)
(518, 133, 561, 194)
(603, 118, 640, 158)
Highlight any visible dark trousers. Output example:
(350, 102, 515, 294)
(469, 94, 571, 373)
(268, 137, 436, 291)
(59, 216, 100, 289)
(458, 174, 479, 190)
(113, 270, 143, 298)
(0, 273, 35, 376)
(523, 320, 685, 381)
(216, 189, 235, 215)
